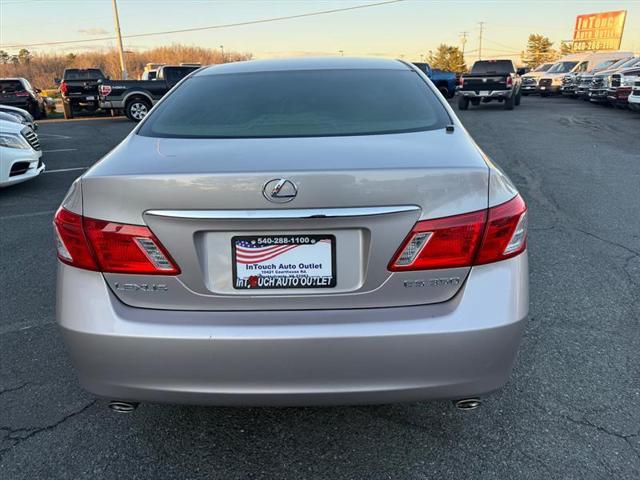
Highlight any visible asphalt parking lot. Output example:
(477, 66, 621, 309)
(1, 96, 639, 479)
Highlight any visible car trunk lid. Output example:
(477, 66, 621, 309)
(83, 130, 489, 310)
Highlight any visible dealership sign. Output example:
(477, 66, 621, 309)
(572, 10, 627, 51)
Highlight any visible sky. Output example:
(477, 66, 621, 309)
(1, 0, 638, 63)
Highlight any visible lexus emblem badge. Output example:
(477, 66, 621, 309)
(262, 178, 298, 203)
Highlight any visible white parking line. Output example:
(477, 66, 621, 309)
(43, 148, 78, 153)
(0, 210, 55, 221)
(37, 133, 72, 139)
(44, 167, 87, 174)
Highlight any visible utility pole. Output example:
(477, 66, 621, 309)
(111, 0, 127, 79)
(460, 31, 468, 57)
(220, 45, 224, 62)
(478, 22, 485, 61)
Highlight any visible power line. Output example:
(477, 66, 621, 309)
(0, 0, 405, 49)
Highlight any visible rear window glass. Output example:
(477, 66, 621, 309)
(139, 69, 450, 138)
(161, 67, 199, 83)
(0, 80, 24, 93)
(470, 60, 514, 74)
(63, 69, 105, 80)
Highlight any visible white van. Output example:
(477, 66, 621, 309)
(539, 51, 633, 96)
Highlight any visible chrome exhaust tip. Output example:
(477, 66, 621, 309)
(454, 398, 482, 411)
(108, 401, 139, 414)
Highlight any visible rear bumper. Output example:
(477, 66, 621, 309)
(57, 254, 529, 406)
(460, 89, 513, 99)
(99, 100, 124, 109)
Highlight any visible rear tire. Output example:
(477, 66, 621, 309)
(540, 91, 549, 97)
(458, 96, 469, 110)
(62, 101, 74, 119)
(514, 91, 522, 106)
(504, 94, 515, 110)
(471, 99, 480, 106)
(125, 97, 151, 122)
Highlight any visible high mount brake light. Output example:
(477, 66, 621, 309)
(53, 208, 180, 275)
(389, 195, 527, 271)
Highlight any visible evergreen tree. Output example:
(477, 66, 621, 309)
(522, 34, 557, 69)
(427, 44, 467, 73)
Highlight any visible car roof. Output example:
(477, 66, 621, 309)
(195, 57, 407, 76)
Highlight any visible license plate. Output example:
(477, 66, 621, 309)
(479, 90, 489, 96)
(232, 235, 336, 289)
(86, 96, 95, 100)
(540, 86, 546, 90)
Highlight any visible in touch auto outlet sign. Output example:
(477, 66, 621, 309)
(572, 10, 627, 52)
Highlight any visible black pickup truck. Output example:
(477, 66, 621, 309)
(458, 60, 523, 110)
(98, 65, 200, 121)
(59, 68, 107, 119)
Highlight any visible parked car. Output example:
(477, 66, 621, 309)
(540, 51, 633, 97)
(588, 57, 639, 104)
(0, 78, 47, 119)
(628, 78, 640, 112)
(0, 118, 44, 187)
(0, 104, 37, 130)
(607, 66, 640, 108)
(59, 68, 107, 119)
(54, 57, 528, 410)
(520, 63, 554, 95)
(411, 63, 457, 98)
(98, 65, 201, 121)
(568, 52, 635, 100)
(458, 59, 522, 110)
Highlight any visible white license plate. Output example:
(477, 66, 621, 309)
(540, 87, 546, 90)
(479, 90, 489, 96)
(232, 235, 336, 289)
(86, 96, 95, 100)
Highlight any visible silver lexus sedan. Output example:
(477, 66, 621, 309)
(54, 58, 528, 411)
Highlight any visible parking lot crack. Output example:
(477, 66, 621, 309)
(0, 383, 30, 395)
(561, 414, 640, 460)
(569, 226, 640, 258)
(0, 400, 96, 458)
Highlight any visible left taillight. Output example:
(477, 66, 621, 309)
(98, 85, 112, 96)
(54, 207, 180, 275)
(389, 195, 527, 271)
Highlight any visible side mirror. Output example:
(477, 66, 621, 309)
(34, 88, 42, 93)
(516, 68, 527, 76)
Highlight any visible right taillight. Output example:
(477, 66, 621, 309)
(389, 195, 527, 271)
(59, 81, 68, 95)
(54, 207, 180, 275)
(475, 194, 527, 265)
